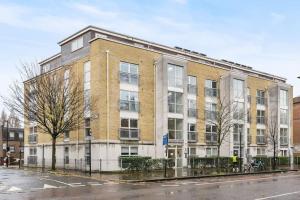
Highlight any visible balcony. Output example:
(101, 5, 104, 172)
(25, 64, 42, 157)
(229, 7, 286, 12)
(256, 117, 265, 124)
(188, 131, 198, 142)
(205, 87, 218, 97)
(28, 134, 38, 144)
(168, 130, 183, 143)
(119, 128, 139, 140)
(119, 71, 139, 85)
(187, 84, 197, 95)
(188, 108, 198, 118)
(119, 100, 139, 112)
(168, 103, 183, 114)
(206, 133, 217, 145)
(205, 110, 217, 121)
(27, 156, 37, 165)
(257, 135, 266, 144)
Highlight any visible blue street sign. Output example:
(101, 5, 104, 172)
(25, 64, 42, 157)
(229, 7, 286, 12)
(163, 134, 168, 145)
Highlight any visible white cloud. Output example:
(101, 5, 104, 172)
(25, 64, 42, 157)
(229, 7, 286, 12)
(71, 3, 119, 18)
(270, 12, 286, 24)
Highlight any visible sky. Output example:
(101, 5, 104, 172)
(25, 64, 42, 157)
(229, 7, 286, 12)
(1, 0, 300, 111)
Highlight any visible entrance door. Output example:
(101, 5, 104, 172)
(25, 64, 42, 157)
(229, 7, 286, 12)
(168, 147, 183, 168)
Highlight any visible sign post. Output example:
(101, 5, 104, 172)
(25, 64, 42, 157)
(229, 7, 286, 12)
(163, 133, 168, 177)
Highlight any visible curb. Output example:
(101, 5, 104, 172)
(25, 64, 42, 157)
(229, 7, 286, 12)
(124, 169, 298, 183)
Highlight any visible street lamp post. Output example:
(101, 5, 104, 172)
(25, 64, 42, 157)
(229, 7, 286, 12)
(6, 121, 9, 168)
(239, 130, 242, 173)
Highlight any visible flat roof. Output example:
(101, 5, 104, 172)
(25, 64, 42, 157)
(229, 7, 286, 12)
(42, 25, 287, 82)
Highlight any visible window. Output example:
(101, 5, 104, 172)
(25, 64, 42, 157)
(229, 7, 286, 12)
(29, 126, 37, 134)
(257, 110, 265, 124)
(168, 118, 183, 140)
(43, 64, 50, 73)
(206, 124, 217, 144)
(233, 79, 244, 99)
(206, 147, 218, 157)
(233, 124, 244, 144)
(121, 146, 138, 156)
(120, 90, 139, 112)
(29, 147, 37, 156)
(168, 64, 183, 88)
(119, 62, 139, 85)
(29, 126, 38, 143)
(18, 132, 23, 139)
(120, 118, 139, 140)
(64, 147, 69, 164)
(64, 131, 70, 141)
(9, 132, 14, 139)
(257, 147, 266, 156)
(188, 123, 197, 141)
(280, 150, 288, 157)
(9, 146, 15, 152)
(168, 91, 183, 114)
(71, 36, 83, 52)
(205, 80, 217, 97)
(280, 128, 288, 146)
(280, 109, 288, 125)
(257, 129, 266, 144)
(188, 99, 197, 118)
(85, 144, 90, 165)
(205, 103, 217, 121)
(247, 88, 251, 103)
(84, 118, 91, 138)
(188, 76, 197, 95)
(189, 147, 196, 156)
(28, 147, 37, 164)
(280, 90, 288, 108)
(233, 102, 244, 120)
(256, 90, 265, 105)
(84, 61, 91, 117)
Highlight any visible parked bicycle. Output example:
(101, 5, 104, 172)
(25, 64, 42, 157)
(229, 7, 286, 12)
(244, 159, 265, 173)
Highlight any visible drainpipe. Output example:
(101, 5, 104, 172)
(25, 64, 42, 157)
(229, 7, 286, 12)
(154, 62, 157, 158)
(106, 50, 110, 170)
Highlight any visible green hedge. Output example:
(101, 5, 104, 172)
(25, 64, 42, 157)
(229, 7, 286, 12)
(189, 157, 233, 169)
(120, 157, 173, 171)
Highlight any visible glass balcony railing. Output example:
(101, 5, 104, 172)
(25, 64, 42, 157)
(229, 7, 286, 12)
(205, 87, 218, 97)
(188, 131, 198, 142)
(205, 110, 217, 121)
(188, 108, 198, 118)
(206, 133, 217, 144)
(119, 128, 139, 140)
(119, 72, 139, 85)
(168, 104, 183, 114)
(119, 100, 139, 112)
(168, 130, 183, 142)
(187, 84, 197, 95)
(257, 135, 266, 144)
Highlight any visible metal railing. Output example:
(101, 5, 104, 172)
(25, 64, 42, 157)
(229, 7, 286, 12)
(119, 128, 139, 140)
(205, 87, 218, 97)
(119, 71, 139, 85)
(188, 108, 198, 118)
(187, 84, 197, 95)
(188, 131, 198, 142)
(28, 134, 38, 144)
(119, 100, 140, 112)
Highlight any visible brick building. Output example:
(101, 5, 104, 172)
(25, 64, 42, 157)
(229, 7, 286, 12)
(293, 97, 300, 155)
(24, 26, 293, 171)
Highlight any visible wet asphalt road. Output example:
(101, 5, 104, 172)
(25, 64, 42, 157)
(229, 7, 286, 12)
(1, 168, 300, 200)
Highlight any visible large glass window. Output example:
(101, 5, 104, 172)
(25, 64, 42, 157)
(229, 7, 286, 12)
(188, 123, 197, 141)
(256, 90, 265, 105)
(233, 102, 244, 120)
(233, 124, 244, 144)
(257, 129, 266, 144)
(120, 90, 139, 112)
(188, 76, 197, 95)
(168, 64, 183, 88)
(280, 128, 288, 146)
(280, 109, 288, 125)
(188, 99, 197, 118)
(119, 62, 139, 85)
(84, 61, 91, 118)
(233, 79, 244, 99)
(206, 124, 217, 144)
(121, 146, 138, 156)
(205, 80, 217, 97)
(280, 90, 288, 108)
(205, 103, 217, 121)
(71, 37, 83, 52)
(257, 147, 266, 156)
(168, 118, 183, 140)
(256, 110, 265, 124)
(120, 118, 139, 140)
(206, 147, 218, 157)
(168, 91, 183, 114)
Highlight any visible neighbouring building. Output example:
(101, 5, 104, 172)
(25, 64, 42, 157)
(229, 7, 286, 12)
(24, 26, 293, 171)
(293, 97, 300, 156)
(0, 127, 24, 165)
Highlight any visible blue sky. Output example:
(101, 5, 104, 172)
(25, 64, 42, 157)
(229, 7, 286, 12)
(1, 0, 300, 108)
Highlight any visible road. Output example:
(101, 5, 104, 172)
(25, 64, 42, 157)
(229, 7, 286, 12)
(1, 168, 300, 200)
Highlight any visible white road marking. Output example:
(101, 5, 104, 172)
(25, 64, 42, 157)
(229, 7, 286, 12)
(7, 186, 22, 192)
(40, 178, 72, 186)
(43, 184, 58, 189)
(161, 185, 180, 187)
(254, 191, 300, 200)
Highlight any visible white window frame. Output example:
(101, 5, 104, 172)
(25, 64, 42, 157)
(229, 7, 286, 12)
(71, 37, 83, 52)
(121, 146, 138, 156)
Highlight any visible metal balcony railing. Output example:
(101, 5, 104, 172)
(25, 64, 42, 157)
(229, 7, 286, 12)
(119, 128, 139, 140)
(119, 100, 140, 112)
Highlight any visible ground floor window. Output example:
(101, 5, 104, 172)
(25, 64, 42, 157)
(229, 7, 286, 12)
(188, 147, 196, 156)
(121, 146, 138, 156)
(206, 147, 218, 157)
(28, 147, 37, 165)
(64, 147, 69, 164)
(280, 150, 288, 157)
(257, 147, 266, 156)
(9, 146, 15, 153)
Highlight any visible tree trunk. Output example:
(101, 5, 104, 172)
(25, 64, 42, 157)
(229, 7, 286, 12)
(51, 137, 56, 171)
(217, 146, 221, 173)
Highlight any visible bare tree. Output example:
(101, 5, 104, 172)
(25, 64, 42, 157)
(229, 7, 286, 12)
(204, 95, 242, 172)
(2, 62, 92, 170)
(267, 112, 279, 170)
(8, 109, 21, 128)
(0, 109, 7, 126)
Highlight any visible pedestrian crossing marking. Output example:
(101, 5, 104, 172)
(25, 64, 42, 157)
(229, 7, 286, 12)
(7, 186, 22, 192)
